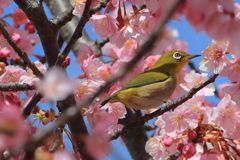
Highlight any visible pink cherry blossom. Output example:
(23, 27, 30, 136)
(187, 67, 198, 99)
(116, 38, 138, 62)
(0, 0, 11, 16)
(211, 94, 240, 133)
(183, 95, 211, 124)
(145, 55, 161, 69)
(98, 63, 112, 81)
(76, 43, 94, 66)
(130, 11, 157, 33)
(74, 79, 102, 103)
(220, 55, 240, 82)
(145, 136, 178, 160)
(200, 39, 229, 73)
(0, 48, 10, 57)
(182, 142, 196, 159)
(0, 65, 27, 83)
(180, 70, 215, 96)
(53, 150, 77, 160)
(84, 103, 118, 129)
(106, 102, 126, 119)
(19, 61, 47, 85)
(11, 8, 28, 26)
(70, 0, 86, 17)
(81, 55, 105, 81)
(223, 83, 240, 106)
(35, 67, 78, 101)
(189, 148, 220, 160)
(165, 40, 189, 52)
(0, 104, 28, 151)
(161, 104, 198, 137)
(110, 24, 149, 48)
(217, 83, 231, 99)
(85, 124, 112, 159)
(11, 33, 21, 44)
(90, 14, 119, 37)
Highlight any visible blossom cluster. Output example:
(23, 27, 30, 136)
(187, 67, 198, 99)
(1, 0, 240, 160)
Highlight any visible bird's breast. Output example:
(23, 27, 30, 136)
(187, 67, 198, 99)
(124, 77, 177, 110)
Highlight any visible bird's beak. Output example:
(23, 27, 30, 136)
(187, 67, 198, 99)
(185, 54, 201, 59)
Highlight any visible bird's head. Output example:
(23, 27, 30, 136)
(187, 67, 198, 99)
(151, 50, 201, 73)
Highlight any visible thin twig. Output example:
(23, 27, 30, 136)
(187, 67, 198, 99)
(0, 23, 44, 78)
(164, 152, 182, 160)
(50, 6, 74, 30)
(0, 82, 35, 92)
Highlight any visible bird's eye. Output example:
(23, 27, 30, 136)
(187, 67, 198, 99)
(173, 52, 182, 59)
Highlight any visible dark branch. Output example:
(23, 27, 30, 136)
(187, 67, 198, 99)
(0, 23, 43, 78)
(22, 92, 43, 118)
(164, 152, 182, 160)
(110, 74, 219, 140)
(50, 6, 74, 30)
(0, 83, 35, 92)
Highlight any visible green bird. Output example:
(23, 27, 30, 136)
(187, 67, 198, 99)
(101, 50, 200, 110)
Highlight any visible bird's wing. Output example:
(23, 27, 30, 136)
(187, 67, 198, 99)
(120, 71, 170, 90)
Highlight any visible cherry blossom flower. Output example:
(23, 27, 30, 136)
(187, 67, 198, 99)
(35, 68, 78, 101)
(98, 63, 112, 80)
(220, 55, 240, 82)
(211, 94, 240, 133)
(161, 104, 198, 137)
(200, 39, 229, 73)
(85, 124, 112, 159)
(81, 55, 105, 81)
(89, 14, 119, 37)
(180, 70, 215, 96)
(145, 136, 178, 160)
(223, 83, 240, 106)
(0, 48, 10, 57)
(84, 103, 118, 129)
(0, 0, 11, 16)
(76, 43, 94, 66)
(105, 102, 127, 119)
(0, 65, 27, 83)
(74, 79, 102, 103)
(0, 104, 28, 151)
(53, 151, 77, 160)
(70, 0, 86, 17)
(116, 38, 138, 62)
(110, 24, 149, 48)
(19, 61, 47, 85)
(184, 95, 212, 124)
(11, 8, 28, 26)
(182, 142, 196, 159)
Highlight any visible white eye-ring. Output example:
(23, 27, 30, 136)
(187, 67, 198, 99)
(173, 52, 182, 59)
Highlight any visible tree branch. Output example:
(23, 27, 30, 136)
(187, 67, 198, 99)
(0, 83, 35, 92)
(164, 152, 182, 160)
(110, 74, 219, 140)
(49, 7, 74, 30)
(0, 23, 43, 78)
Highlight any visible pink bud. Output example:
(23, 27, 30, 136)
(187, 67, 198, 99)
(24, 21, 36, 34)
(162, 136, 173, 147)
(182, 142, 196, 159)
(188, 130, 197, 140)
(12, 33, 21, 44)
(0, 48, 11, 57)
(63, 57, 71, 68)
(177, 143, 184, 152)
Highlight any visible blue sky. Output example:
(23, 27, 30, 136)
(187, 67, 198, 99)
(4, 0, 240, 159)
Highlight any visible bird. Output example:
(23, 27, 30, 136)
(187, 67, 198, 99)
(101, 50, 200, 110)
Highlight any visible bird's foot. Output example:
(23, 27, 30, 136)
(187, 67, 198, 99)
(151, 96, 172, 104)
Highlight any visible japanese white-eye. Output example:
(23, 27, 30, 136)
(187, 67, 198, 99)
(101, 50, 200, 110)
